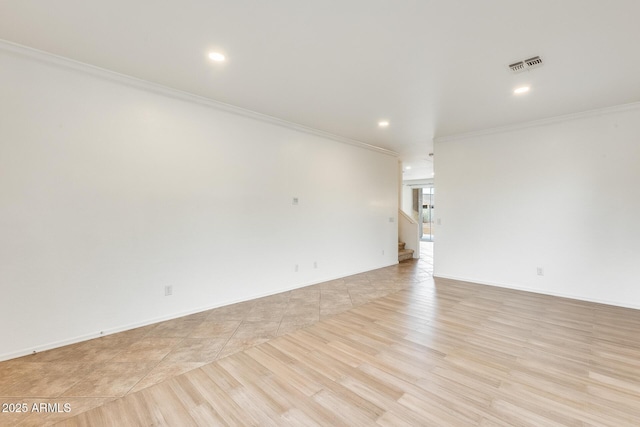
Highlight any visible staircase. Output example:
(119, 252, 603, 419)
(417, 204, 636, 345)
(398, 241, 414, 262)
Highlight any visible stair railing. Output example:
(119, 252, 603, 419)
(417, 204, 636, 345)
(398, 210, 419, 260)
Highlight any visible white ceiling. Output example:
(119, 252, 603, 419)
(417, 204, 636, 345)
(2, 0, 640, 180)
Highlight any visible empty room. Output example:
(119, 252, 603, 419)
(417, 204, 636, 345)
(1, 1, 639, 425)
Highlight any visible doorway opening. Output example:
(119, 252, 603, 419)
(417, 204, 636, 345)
(421, 186, 435, 242)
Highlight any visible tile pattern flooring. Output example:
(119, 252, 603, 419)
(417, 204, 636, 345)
(0, 245, 432, 426)
(54, 248, 640, 426)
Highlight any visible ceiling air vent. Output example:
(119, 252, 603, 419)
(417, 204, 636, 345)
(509, 61, 526, 73)
(524, 56, 543, 69)
(508, 56, 543, 73)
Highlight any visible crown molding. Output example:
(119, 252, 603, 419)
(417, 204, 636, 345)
(0, 39, 398, 157)
(435, 101, 640, 144)
(402, 178, 434, 187)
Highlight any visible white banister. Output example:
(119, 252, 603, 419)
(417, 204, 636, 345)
(398, 209, 420, 259)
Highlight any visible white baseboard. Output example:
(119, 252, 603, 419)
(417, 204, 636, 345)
(433, 274, 640, 311)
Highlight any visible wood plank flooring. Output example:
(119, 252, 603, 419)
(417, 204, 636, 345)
(1, 246, 431, 426)
(57, 272, 640, 425)
(3, 243, 640, 426)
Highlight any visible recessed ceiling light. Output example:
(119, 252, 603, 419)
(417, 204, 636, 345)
(208, 52, 226, 62)
(378, 121, 389, 127)
(405, 166, 412, 170)
(514, 86, 530, 95)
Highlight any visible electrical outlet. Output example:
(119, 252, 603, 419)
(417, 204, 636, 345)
(314, 261, 318, 269)
(536, 267, 544, 276)
(165, 285, 173, 296)
(294, 264, 299, 272)
(382, 249, 385, 255)
(292, 197, 299, 205)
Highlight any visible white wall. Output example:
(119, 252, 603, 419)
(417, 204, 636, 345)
(401, 185, 413, 217)
(0, 45, 398, 361)
(434, 104, 640, 309)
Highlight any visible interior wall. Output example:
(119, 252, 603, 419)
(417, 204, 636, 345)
(434, 104, 640, 309)
(401, 185, 413, 216)
(0, 46, 398, 360)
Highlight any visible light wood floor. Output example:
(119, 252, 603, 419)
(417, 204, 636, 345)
(6, 243, 640, 426)
(0, 245, 432, 426)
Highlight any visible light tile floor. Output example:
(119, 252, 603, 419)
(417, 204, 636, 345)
(1, 243, 433, 426)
